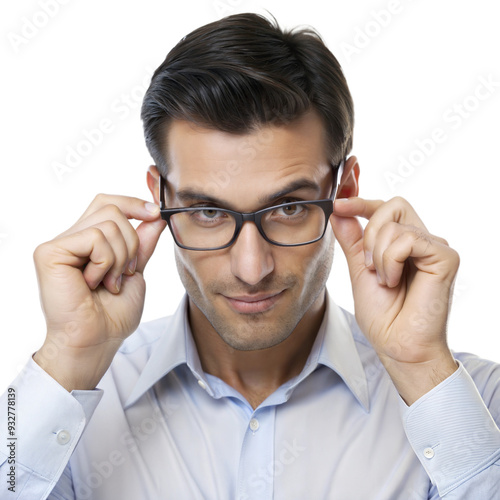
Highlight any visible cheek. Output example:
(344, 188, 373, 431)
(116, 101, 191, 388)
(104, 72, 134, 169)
(174, 247, 221, 289)
(296, 230, 335, 276)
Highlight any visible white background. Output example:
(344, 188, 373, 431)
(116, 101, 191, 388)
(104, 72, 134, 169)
(1, 0, 499, 389)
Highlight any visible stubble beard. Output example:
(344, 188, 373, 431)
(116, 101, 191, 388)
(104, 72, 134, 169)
(175, 244, 334, 351)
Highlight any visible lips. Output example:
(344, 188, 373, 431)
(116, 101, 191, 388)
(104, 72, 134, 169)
(222, 290, 285, 314)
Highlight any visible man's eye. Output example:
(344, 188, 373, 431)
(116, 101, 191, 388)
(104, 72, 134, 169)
(190, 208, 229, 224)
(275, 203, 304, 217)
(200, 209, 220, 219)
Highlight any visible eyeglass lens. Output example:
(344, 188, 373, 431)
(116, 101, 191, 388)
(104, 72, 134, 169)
(169, 202, 327, 249)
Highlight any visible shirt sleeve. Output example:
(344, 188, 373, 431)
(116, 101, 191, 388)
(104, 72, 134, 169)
(400, 359, 500, 499)
(0, 357, 103, 500)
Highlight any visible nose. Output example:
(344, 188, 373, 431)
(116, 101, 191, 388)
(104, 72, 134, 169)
(230, 221, 275, 285)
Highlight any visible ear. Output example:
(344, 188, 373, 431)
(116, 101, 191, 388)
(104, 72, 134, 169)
(337, 155, 360, 199)
(146, 165, 161, 205)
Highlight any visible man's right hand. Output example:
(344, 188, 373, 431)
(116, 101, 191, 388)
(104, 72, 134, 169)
(32, 194, 167, 392)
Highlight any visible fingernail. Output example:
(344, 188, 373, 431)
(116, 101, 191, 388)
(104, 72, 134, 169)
(145, 202, 160, 214)
(365, 251, 373, 267)
(335, 198, 350, 203)
(127, 257, 137, 275)
(376, 271, 384, 285)
(115, 275, 122, 292)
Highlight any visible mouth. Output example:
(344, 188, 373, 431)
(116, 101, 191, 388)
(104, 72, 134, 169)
(222, 290, 285, 314)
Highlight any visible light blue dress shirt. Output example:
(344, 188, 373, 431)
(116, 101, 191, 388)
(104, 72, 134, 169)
(1, 292, 500, 499)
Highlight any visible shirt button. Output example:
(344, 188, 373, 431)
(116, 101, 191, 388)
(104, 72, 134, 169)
(423, 447, 435, 459)
(197, 379, 207, 390)
(56, 430, 71, 445)
(249, 418, 260, 432)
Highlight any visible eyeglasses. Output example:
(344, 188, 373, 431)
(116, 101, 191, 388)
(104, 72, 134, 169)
(159, 160, 344, 251)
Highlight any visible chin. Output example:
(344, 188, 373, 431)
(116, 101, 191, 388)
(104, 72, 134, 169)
(212, 314, 298, 351)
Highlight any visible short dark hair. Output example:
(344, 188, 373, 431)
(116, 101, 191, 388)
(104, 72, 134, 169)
(141, 13, 354, 176)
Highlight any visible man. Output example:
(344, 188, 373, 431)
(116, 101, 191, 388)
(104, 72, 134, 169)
(1, 12, 499, 500)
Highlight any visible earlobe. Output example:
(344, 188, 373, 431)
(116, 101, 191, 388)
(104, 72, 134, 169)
(337, 156, 360, 199)
(146, 165, 161, 205)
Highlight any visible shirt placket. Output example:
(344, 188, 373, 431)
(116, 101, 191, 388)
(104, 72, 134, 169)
(236, 405, 276, 500)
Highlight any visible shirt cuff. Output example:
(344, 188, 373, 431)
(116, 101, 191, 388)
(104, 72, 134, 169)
(400, 360, 500, 497)
(8, 357, 103, 478)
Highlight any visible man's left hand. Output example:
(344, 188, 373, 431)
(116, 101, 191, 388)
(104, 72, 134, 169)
(330, 196, 459, 405)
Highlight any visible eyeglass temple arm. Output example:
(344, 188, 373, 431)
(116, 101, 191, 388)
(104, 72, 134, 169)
(159, 176, 166, 210)
(330, 159, 345, 201)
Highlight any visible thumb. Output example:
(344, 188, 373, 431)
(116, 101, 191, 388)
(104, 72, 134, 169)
(330, 212, 366, 279)
(135, 218, 167, 273)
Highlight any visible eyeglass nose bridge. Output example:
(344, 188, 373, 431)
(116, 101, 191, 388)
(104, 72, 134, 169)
(230, 211, 271, 246)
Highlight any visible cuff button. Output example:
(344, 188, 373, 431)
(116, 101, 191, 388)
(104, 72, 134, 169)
(56, 429, 71, 445)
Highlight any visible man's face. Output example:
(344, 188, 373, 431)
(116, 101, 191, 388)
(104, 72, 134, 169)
(164, 111, 336, 351)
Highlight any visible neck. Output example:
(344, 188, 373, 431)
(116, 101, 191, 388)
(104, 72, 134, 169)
(189, 291, 326, 409)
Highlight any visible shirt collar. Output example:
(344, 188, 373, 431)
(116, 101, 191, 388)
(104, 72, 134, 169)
(315, 293, 370, 411)
(124, 295, 190, 408)
(125, 292, 369, 411)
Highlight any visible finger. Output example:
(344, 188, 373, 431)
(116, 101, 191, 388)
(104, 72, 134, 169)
(333, 197, 385, 220)
(375, 227, 459, 288)
(82, 220, 129, 293)
(371, 221, 405, 283)
(329, 212, 366, 282)
(134, 218, 168, 273)
(371, 222, 422, 286)
(335, 196, 426, 226)
(330, 197, 385, 280)
(365, 222, 449, 276)
(74, 194, 160, 225)
(45, 227, 116, 290)
(369, 221, 443, 278)
(372, 222, 449, 285)
(360, 197, 427, 267)
(429, 234, 449, 246)
(62, 204, 141, 276)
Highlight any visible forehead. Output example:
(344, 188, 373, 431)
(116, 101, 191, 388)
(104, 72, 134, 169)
(165, 111, 331, 208)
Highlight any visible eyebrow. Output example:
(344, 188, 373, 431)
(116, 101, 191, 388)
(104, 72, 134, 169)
(175, 178, 322, 209)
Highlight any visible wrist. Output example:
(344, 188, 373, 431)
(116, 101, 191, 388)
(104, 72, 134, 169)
(34, 340, 121, 392)
(378, 350, 458, 406)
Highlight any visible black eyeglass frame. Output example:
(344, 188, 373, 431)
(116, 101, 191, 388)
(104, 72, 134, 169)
(159, 160, 345, 251)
